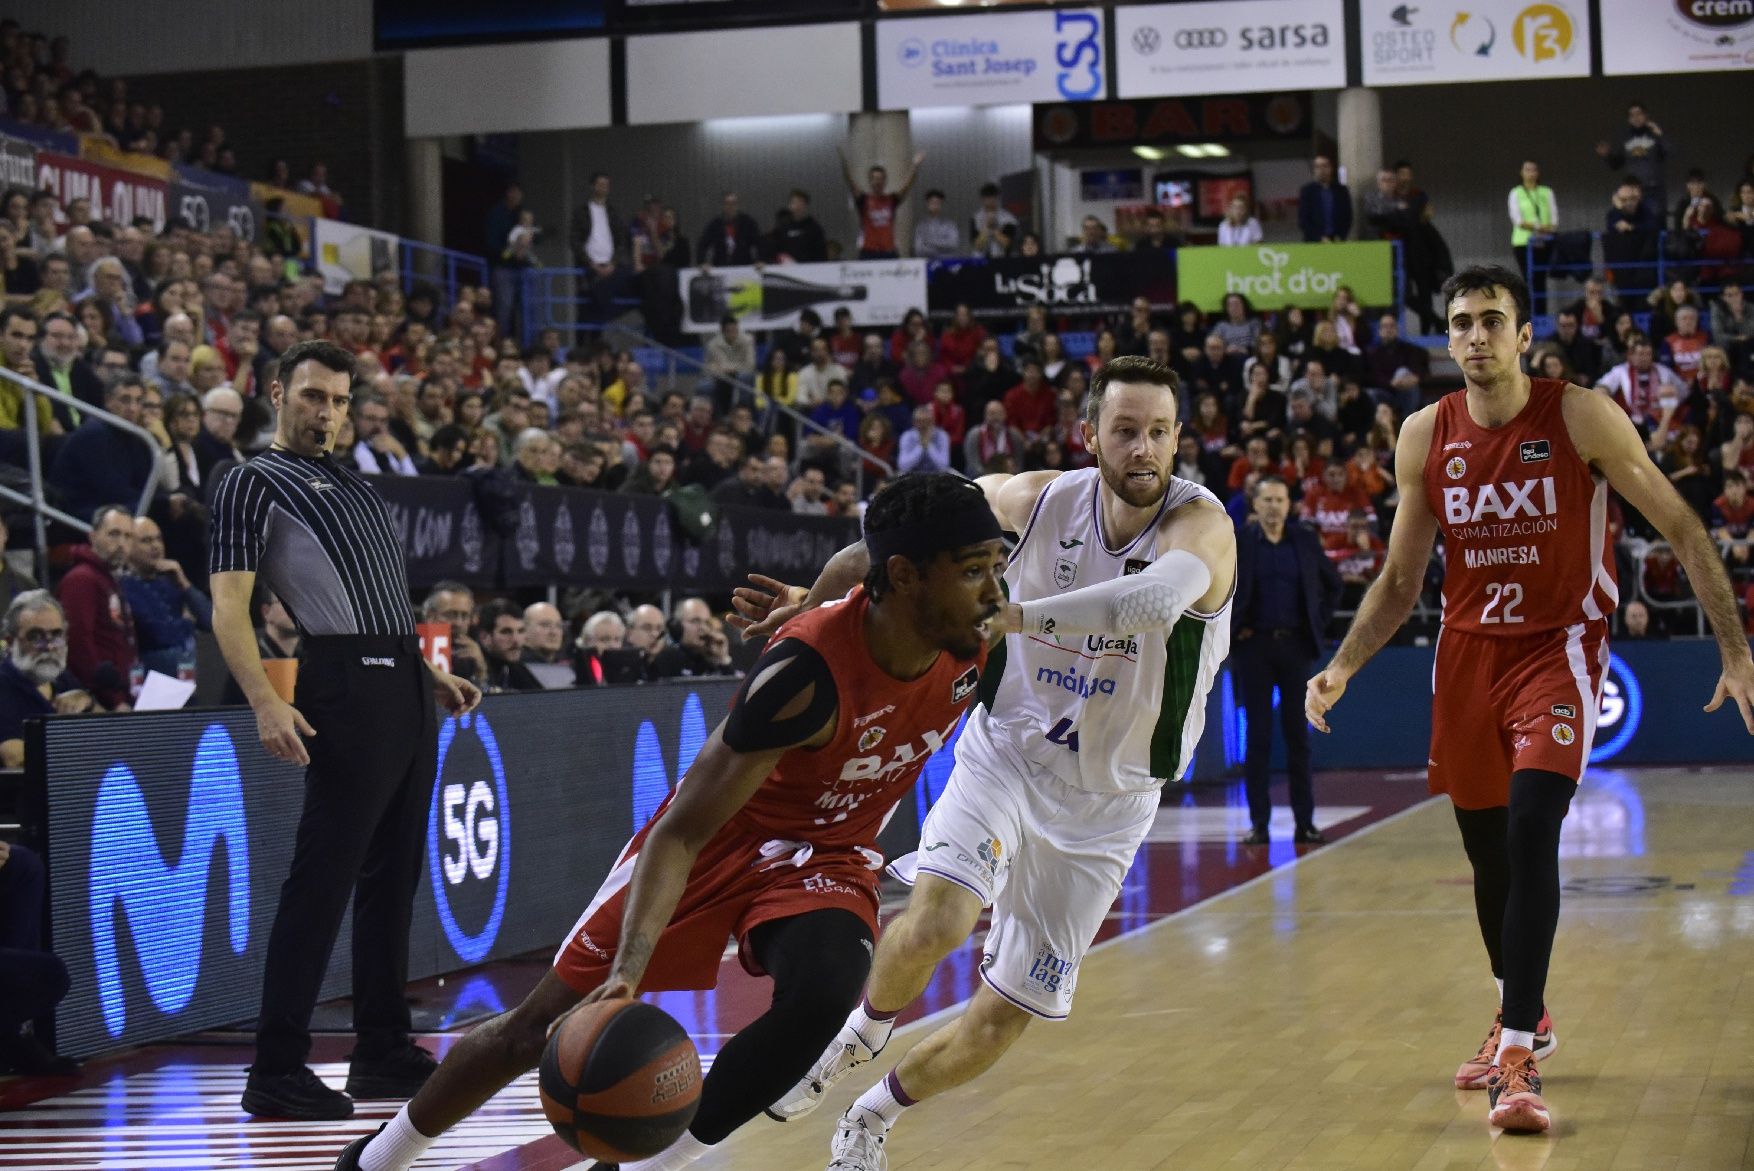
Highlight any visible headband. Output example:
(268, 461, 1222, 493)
(863, 487, 1004, 565)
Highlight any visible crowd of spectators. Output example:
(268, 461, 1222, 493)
(0, 23, 336, 204)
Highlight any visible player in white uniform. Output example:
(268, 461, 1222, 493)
(733, 357, 1235, 1171)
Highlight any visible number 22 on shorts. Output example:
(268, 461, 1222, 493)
(1480, 581, 1525, 625)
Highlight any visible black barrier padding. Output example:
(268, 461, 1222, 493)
(44, 681, 747, 1058)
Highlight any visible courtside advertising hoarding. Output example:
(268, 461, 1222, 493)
(1115, 0, 1346, 98)
(876, 8, 1106, 111)
(1176, 241, 1395, 311)
(1360, 0, 1591, 87)
(1601, 0, 1754, 76)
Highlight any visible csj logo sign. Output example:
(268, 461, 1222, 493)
(427, 712, 511, 963)
(877, 9, 1105, 110)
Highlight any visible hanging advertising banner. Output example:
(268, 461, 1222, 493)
(170, 166, 264, 242)
(34, 152, 168, 231)
(312, 216, 401, 294)
(1176, 241, 1394, 311)
(0, 133, 35, 192)
(1601, 1, 1754, 76)
(876, 8, 1106, 111)
(1033, 92, 1310, 151)
(677, 259, 927, 333)
(1360, 0, 1591, 87)
(1116, 0, 1346, 98)
(926, 250, 1177, 320)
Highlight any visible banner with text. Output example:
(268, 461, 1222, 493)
(1177, 241, 1394, 311)
(679, 260, 927, 333)
(1601, 1, 1754, 76)
(34, 152, 168, 232)
(313, 216, 402, 295)
(876, 8, 1106, 111)
(1116, 0, 1345, 98)
(926, 249, 1176, 319)
(0, 132, 35, 192)
(170, 166, 263, 242)
(370, 476, 857, 591)
(1360, 0, 1590, 87)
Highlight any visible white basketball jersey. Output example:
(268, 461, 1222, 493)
(976, 467, 1231, 795)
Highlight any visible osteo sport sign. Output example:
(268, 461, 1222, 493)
(877, 8, 1105, 111)
(1361, 0, 1590, 87)
(1116, 0, 1346, 99)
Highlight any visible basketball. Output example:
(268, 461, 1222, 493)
(538, 998, 702, 1162)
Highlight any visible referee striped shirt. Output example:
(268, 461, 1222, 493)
(209, 448, 415, 636)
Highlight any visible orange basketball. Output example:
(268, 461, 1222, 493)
(538, 998, 702, 1162)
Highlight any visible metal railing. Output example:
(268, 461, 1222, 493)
(1524, 228, 1752, 320)
(1629, 539, 1709, 637)
(0, 366, 163, 575)
(402, 239, 489, 313)
(614, 329, 895, 498)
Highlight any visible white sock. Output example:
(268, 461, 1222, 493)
(848, 999, 898, 1055)
(621, 1130, 712, 1171)
(1496, 1029, 1537, 1064)
(358, 1104, 436, 1171)
(1494, 977, 1504, 1004)
(850, 1069, 915, 1135)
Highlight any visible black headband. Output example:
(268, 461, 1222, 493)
(863, 492, 1004, 566)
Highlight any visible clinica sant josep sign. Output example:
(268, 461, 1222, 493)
(877, 8, 1105, 110)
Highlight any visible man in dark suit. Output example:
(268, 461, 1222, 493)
(1297, 154, 1353, 243)
(1231, 476, 1341, 846)
(696, 191, 764, 267)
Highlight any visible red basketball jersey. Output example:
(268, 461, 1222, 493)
(1423, 378, 1617, 636)
(732, 588, 984, 850)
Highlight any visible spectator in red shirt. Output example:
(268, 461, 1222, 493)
(1002, 357, 1057, 443)
(1300, 462, 1375, 554)
(54, 505, 137, 710)
(1334, 508, 1386, 607)
(1227, 435, 1273, 496)
(841, 147, 925, 260)
(1711, 469, 1754, 574)
(897, 338, 950, 406)
(1663, 304, 1709, 385)
(828, 307, 861, 368)
(889, 308, 933, 367)
(930, 379, 966, 454)
(679, 395, 716, 454)
(938, 303, 986, 385)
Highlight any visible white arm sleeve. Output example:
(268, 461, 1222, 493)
(1017, 549, 1213, 638)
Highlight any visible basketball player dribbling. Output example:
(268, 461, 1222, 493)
(332, 474, 1007, 1171)
(739, 356, 1238, 1171)
(1307, 265, 1754, 1133)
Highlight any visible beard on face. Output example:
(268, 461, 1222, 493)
(1096, 447, 1171, 509)
(12, 645, 65, 685)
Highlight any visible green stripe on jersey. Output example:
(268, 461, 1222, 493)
(1149, 619, 1207, 779)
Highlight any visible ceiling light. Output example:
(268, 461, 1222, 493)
(1133, 145, 1166, 161)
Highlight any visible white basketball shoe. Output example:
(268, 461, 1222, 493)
(766, 1026, 879, 1122)
(826, 1112, 888, 1171)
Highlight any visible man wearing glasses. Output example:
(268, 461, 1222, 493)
(0, 591, 94, 767)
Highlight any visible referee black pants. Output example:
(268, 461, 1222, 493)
(1237, 631, 1316, 834)
(255, 635, 438, 1074)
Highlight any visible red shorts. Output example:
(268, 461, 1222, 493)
(1428, 622, 1609, 809)
(552, 817, 882, 995)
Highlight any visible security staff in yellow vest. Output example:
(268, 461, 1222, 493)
(1508, 160, 1558, 311)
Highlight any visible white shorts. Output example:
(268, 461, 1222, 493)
(893, 710, 1157, 1020)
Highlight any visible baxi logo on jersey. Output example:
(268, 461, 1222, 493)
(427, 712, 512, 964)
(1441, 476, 1560, 538)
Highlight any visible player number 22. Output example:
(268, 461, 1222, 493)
(1480, 582, 1525, 625)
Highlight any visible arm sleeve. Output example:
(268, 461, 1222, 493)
(1508, 189, 1523, 227)
(721, 637, 839, 754)
(1017, 549, 1213, 638)
(208, 464, 270, 575)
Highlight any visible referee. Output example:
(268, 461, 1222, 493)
(210, 340, 481, 1121)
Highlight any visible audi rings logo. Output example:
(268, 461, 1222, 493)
(1175, 27, 1228, 49)
(1131, 26, 1162, 54)
(427, 713, 511, 964)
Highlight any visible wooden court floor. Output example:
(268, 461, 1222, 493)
(701, 765, 1754, 1171)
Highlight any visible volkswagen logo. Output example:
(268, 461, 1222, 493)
(1174, 27, 1228, 49)
(1131, 26, 1162, 55)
